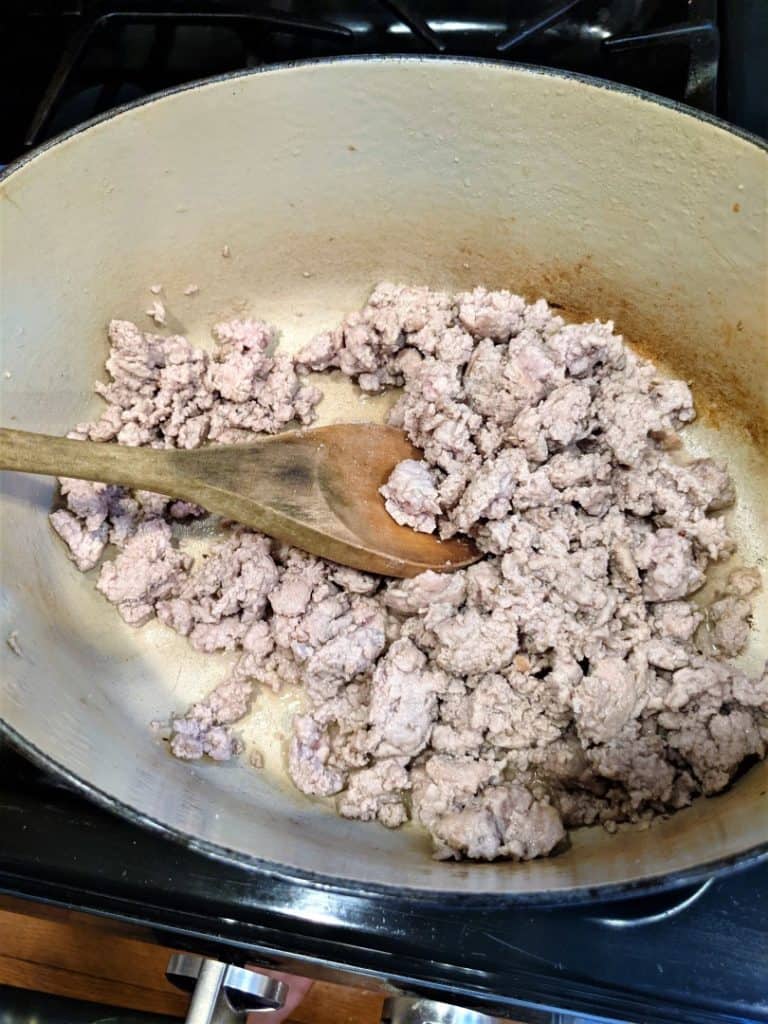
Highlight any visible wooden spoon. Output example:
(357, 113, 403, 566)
(0, 425, 478, 577)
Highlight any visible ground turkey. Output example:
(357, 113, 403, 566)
(52, 286, 766, 862)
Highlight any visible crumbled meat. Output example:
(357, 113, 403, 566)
(411, 754, 504, 827)
(155, 530, 279, 650)
(97, 520, 191, 625)
(288, 714, 346, 796)
(337, 758, 410, 827)
(146, 300, 166, 325)
(429, 783, 566, 862)
(588, 721, 677, 805)
(652, 600, 703, 642)
(55, 284, 765, 863)
(84, 316, 320, 455)
(451, 450, 526, 533)
(708, 566, 762, 656)
(383, 570, 466, 615)
(458, 287, 525, 342)
(572, 657, 647, 744)
(430, 607, 518, 675)
(329, 566, 380, 595)
(6, 631, 22, 657)
(170, 678, 253, 761)
(634, 528, 705, 602)
(367, 639, 447, 757)
(723, 566, 762, 598)
(380, 459, 441, 533)
(50, 508, 108, 571)
(469, 670, 567, 750)
(302, 596, 387, 701)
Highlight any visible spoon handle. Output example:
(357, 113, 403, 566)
(0, 427, 176, 494)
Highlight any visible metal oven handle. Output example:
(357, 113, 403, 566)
(166, 953, 287, 1023)
(381, 995, 506, 1024)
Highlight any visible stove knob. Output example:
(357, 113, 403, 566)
(166, 954, 287, 1023)
(381, 995, 506, 1024)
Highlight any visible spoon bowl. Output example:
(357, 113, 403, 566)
(0, 424, 479, 577)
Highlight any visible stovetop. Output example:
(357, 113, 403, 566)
(1, 745, 767, 1024)
(1, 4, 767, 1023)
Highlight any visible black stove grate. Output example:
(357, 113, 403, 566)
(0, 0, 732, 162)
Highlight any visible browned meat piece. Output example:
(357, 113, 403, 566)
(451, 450, 527, 532)
(538, 381, 593, 447)
(547, 319, 624, 378)
(710, 595, 754, 656)
(294, 328, 343, 372)
(469, 670, 566, 750)
(665, 707, 764, 795)
(412, 752, 564, 861)
(724, 566, 762, 597)
(155, 530, 279, 651)
(658, 658, 765, 793)
(207, 319, 274, 400)
(431, 607, 518, 675)
(411, 754, 504, 830)
(464, 336, 559, 424)
(59, 478, 125, 530)
(329, 566, 380, 595)
(652, 600, 703, 642)
(731, 666, 768, 711)
(587, 721, 676, 804)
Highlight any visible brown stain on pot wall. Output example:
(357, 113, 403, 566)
(279, 219, 767, 451)
(511, 256, 767, 451)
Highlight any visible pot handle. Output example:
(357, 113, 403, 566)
(166, 954, 287, 1024)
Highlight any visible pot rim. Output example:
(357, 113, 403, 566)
(2, 718, 767, 907)
(1, 55, 765, 191)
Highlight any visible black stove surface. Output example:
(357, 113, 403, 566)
(1, 4, 767, 1023)
(1, 745, 767, 1024)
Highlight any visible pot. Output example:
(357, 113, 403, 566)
(1, 58, 766, 902)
